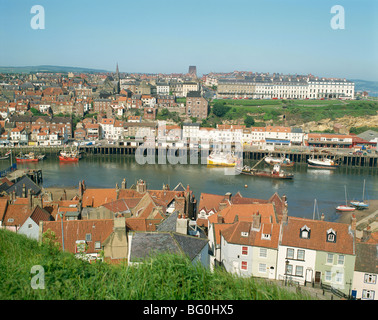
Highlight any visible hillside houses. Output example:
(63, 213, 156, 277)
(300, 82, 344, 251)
(0, 174, 377, 299)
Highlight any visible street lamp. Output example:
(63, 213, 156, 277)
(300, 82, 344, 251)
(285, 259, 289, 286)
(59, 212, 65, 252)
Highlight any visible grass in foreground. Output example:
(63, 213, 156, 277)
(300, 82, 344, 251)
(0, 229, 310, 300)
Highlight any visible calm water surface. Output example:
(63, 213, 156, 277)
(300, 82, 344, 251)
(4, 155, 378, 223)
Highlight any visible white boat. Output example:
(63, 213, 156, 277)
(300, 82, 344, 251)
(336, 186, 355, 212)
(308, 156, 339, 169)
(207, 151, 237, 167)
(350, 179, 369, 209)
(265, 154, 294, 167)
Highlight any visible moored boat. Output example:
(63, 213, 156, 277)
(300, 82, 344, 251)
(59, 149, 80, 162)
(336, 186, 355, 212)
(308, 156, 339, 169)
(265, 154, 294, 167)
(207, 151, 237, 167)
(350, 179, 369, 209)
(16, 152, 39, 163)
(241, 163, 294, 179)
(0, 150, 11, 160)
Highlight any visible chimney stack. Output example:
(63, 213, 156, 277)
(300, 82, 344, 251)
(252, 212, 261, 230)
(351, 214, 356, 231)
(28, 189, 33, 209)
(22, 184, 26, 198)
(320, 213, 325, 221)
(217, 215, 223, 224)
(362, 226, 372, 242)
(121, 179, 126, 189)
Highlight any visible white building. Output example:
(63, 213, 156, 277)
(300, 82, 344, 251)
(156, 82, 170, 95)
(351, 237, 378, 300)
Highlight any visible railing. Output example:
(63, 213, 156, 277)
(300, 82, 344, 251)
(321, 283, 349, 299)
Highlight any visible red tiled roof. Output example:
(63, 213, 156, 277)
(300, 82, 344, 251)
(280, 216, 354, 255)
(42, 219, 114, 254)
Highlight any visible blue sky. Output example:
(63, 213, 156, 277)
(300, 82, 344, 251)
(0, 0, 377, 80)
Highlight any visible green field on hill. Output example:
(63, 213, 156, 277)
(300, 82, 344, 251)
(0, 229, 310, 300)
(207, 99, 378, 126)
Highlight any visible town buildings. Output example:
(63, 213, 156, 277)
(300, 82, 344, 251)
(216, 75, 355, 100)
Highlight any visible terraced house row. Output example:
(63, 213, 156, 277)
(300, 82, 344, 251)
(197, 192, 377, 300)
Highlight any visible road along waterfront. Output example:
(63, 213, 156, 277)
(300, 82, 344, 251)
(3, 154, 377, 224)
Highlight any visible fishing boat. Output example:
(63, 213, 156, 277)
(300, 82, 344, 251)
(59, 148, 80, 162)
(207, 151, 237, 167)
(241, 163, 294, 179)
(265, 154, 294, 167)
(336, 186, 355, 212)
(16, 152, 40, 163)
(350, 179, 369, 209)
(307, 155, 339, 169)
(0, 150, 11, 160)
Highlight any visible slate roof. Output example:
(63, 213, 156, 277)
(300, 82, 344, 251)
(156, 211, 179, 232)
(5, 175, 41, 197)
(129, 232, 208, 262)
(355, 243, 378, 274)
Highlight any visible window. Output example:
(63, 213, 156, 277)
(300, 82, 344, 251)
(337, 255, 344, 265)
(259, 248, 267, 258)
(335, 272, 343, 283)
(85, 233, 92, 241)
(325, 271, 332, 281)
(28, 224, 33, 229)
(297, 250, 305, 261)
(327, 253, 334, 264)
(259, 263, 267, 273)
(295, 266, 303, 277)
(95, 241, 101, 250)
(364, 274, 377, 284)
(287, 248, 294, 259)
(7, 218, 14, 223)
(241, 246, 248, 255)
(241, 261, 247, 270)
(362, 290, 375, 300)
(326, 228, 337, 243)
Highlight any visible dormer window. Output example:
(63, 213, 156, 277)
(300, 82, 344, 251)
(326, 228, 336, 243)
(300, 225, 311, 239)
(261, 233, 271, 240)
(241, 232, 249, 237)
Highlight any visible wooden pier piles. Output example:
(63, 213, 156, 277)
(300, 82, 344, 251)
(2, 145, 377, 168)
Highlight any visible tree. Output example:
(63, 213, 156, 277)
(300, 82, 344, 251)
(244, 115, 255, 127)
(212, 102, 231, 117)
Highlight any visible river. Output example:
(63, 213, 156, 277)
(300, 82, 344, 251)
(3, 155, 378, 223)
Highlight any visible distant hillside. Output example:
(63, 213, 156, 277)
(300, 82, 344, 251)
(0, 229, 310, 300)
(0, 65, 109, 74)
(352, 79, 378, 97)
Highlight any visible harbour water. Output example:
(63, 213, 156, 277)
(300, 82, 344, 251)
(3, 155, 378, 223)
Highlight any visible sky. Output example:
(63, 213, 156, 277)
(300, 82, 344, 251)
(0, 0, 377, 80)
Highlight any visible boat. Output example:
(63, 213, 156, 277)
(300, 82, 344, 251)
(0, 150, 11, 160)
(336, 186, 355, 212)
(350, 179, 369, 209)
(307, 156, 339, 169)
(16, 152, 39, 163)
(207, 151, 237, 167)
(241, 163, 294, 179)
(59, 148, 80, 162)
(265, 154, 294, 167)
